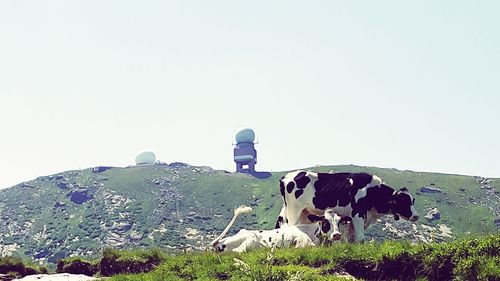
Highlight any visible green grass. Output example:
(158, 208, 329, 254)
(99, 234, 500, 281)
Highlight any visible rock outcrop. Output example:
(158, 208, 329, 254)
(419, 186, 442, 193)
(424, 208, 441, 221)
(473, 176, 499, 220)
(91, 166, 113, 173)
(378, 217, 453, 243)
(68, 189, 92, 204)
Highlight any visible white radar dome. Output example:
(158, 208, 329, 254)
(235, 127, 256, 144)
(135, 150, 157, 165)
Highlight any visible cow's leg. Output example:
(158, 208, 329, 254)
(236, 234, 261, 253)
(346, 224, 356, 243)
(275, 204, 287, 228)
(351, 215, 365, 242)
(233, 240, 252, 253)
(294, 235, 315, 248)
(286, 206, 304, 226)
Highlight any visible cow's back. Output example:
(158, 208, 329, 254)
(280, 171, 381, 219)
(312, 172, 374, 210)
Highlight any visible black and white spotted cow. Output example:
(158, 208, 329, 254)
(276, 170, 419, 242)
(212, 206, 343, 253)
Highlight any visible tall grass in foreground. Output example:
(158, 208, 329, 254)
(105, 234, 499, 281)
(6, 234, 496, 280)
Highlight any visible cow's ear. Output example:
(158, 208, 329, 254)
(400, 187, 408, 192)
(394, 214, 400, 221)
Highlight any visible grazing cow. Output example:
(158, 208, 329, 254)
(212, 206, 343, 253)
(276, 170, 419, 242)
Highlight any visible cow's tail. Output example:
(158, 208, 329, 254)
(211, 205, 252, 247)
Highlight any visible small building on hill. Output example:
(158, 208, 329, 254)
(233, 128, 257, 174)
(135, 149, 157, 165)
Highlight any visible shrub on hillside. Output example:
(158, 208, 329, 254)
(0, 257, 24, 276)
(56, 257, 98, 276)
(99, 248, 164, 276)
(0, 256, 45, 278)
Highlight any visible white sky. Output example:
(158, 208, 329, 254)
(1, 1, 499, 189)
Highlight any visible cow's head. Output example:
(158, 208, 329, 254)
(390, 187, 419, 222)
(323, 210, 342, 240)
(214, 242, 226, 252)
(308, 210, 342, 241)
(212, 229, 254, 253)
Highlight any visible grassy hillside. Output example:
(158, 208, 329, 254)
(0, 163, 498, 266)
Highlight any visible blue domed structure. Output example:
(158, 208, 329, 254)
(235, 128, 256, 144)
(233, 127, 257, 174)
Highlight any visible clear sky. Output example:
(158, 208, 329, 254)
(1, 1, 499, 189)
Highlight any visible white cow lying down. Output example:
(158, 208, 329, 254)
(211, 206, 343, 253)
